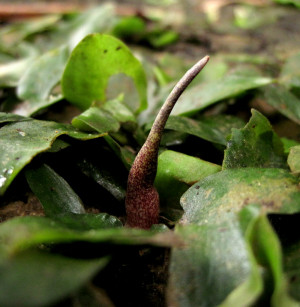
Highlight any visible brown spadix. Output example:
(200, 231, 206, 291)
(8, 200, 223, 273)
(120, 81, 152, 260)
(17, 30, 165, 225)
(125, 56, 210, 229)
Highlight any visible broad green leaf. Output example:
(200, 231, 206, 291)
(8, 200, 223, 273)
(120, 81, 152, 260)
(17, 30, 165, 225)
(0, 250, 108, 307)
(76, 157, 126, 202)
(112, 16, 146, 38)
(62, 34, 147, 113)
(272, 0, 300, 8)
(16, 45, 69, 116)
(279, 52, 300, 89)
(172, 71, 273, 115)
(170, 166, 300, 307)
(247, 215, 299, 307)
(72, 106, 120, 133)
(283, 240, 300, 301)
(160, 115, 245, 145)
(234, 5, 277, 30)
(0, 216, 179, 255)
(0, 112, 30, 124)
(147, 30, 179, 48)
(181, 168, 300, 225)
(53, 212, 122, 230)
(219, 206, 263, 307)
(168, 220, 252, 307)
(155, 150, 221, 221)
(0, 118, 105, 195)
(282, 138, 300, 155)
(64, 4, 117, 51)
(223, 109, 287, 169)
(102, 97, 137, 125)
(0, 15, 60, 47)
(0, 42, 39, 87)
(46, 139, 70, 153)
(26, 164, 85, 217)
(261, 84, 300, 125)
(288, 145, 300, 174)
(103, 135, 135, 170)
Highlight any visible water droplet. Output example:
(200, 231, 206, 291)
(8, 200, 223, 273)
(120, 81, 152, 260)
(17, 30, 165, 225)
(0, 176, 6, 186)
(7, 168, 13, 175)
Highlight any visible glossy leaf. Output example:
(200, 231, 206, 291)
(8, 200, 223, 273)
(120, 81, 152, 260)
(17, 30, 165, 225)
(283, 240, 300, 301)
(261, 84, 300, 125)
(171, 71, 273, 115)
(0, 42, 39, 87)
(247, 215, 299, 307)
(0, 216, 179, 255)
(282, 138, 300, 155)
(0, 118, 105, 195)
(64, 4, 116, 51)
(155, 150, 221, 220)
(273, 0, 300, 8)
(223, 109, 287, 169)
(72, 106, 120, 133)
(169, 166, 300, 306)
(76, 157, 126, 202)
(102, 97, 137, 124)
(25, 164, 85, 217)
(0, 112, 30, 124)
(53, 212, 123, 230)
(62, 34, 147, 113)
(287, 145, 300, 174)
(219, 206, 263, 307)
(279, 52, 300, 89)
(163, 115, 245, 145)
(169, 219, 252, 306)
(0, 15, 60, 46)
(0, 251, 108, 307)
(181, 168, 300, 225)
(16, 45, 69, 116)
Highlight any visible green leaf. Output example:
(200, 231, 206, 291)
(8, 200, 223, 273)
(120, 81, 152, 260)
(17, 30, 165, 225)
(283, 240, 300, 301)
(219, 206, 264, 307)
(16, 45, 69, 116)
(25, 164, 85, 217)
(162, 115, 245, 145)
(223, 109, 287, 169)
(287, 145, 300, 174)
(0, 112, 30, 124)
(247, 215, 299, 307)
(168, 220, 252, 306)
(272, 0, 300, 8)
(103, 135, 135, 170)
(261, 84, 300, 125)
(0, 118, 105, 195)
(181, 168, 300, 225)
(281, 138, 300, 155)
(53, 212, 123, 230)
(0, 42, 39, 87)
(279, 52, 300, 89)
(72, 106, 120, 133)
(0, 15, 60, 47)
(0, 250, 108, 307)
(172, 71, 273, 116)
(63, 4, 117, 51)
(62, 34, 147, 113)
(76, 157, 126, 202)
(112, 16, 146, 38)
(0, 216, 178, 255)
(155, 150, 221, 220)
(102, 97, 137, 125)
(170, 165, 300, 307)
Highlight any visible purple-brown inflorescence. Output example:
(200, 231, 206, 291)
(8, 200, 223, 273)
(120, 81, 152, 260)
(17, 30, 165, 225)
(125, 55, 210, 229)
